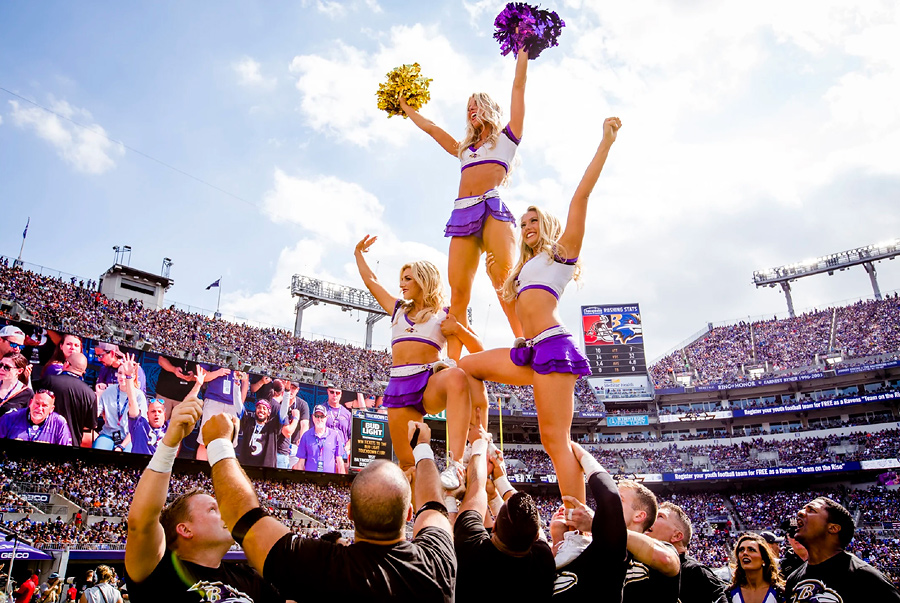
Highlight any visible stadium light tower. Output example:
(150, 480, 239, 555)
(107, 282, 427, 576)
(290, 274, 388, 349)
(752, 238, 900, 317)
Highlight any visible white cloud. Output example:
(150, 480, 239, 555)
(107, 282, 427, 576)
(233, 57, 277, 88)
(8, 98, 124, 174)
(316, 0, 347, 19)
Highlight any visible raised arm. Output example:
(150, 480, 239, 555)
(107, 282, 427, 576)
(557, 117, 621, 258)
(627, 531, 681, 577)
(125, 396, 203, 583)
(354, 235, 400, 314)
(122, 354, 143, 419)
(203, 415, 290, 574)
(458, 427, 492, 517)
(399, 97, 459, 156)
(409, 420, 452, 537)
(507, 49, 528, 139)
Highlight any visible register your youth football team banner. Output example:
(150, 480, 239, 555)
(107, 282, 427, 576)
(581, 303, 654, 403)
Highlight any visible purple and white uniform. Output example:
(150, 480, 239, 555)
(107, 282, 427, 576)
(445, 123, 520, 238)
(383, 301, 450, 415)
(510, 251, 590, 376)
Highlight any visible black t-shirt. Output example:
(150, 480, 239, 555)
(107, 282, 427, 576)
(263, 528, 456, 603)
(623, 543, 681, 603)
(237, 415, 280, 468)
(33, 372, 97, 446)
(780, 550, 805, 580)
(0, 386, 31, 419)
(125, 549, 283, 603)
(554, 472, 628, 602)
(455, 509, 555, 602)
(679, 552, 728, 603)
(154, 356, 195, 400)
(785, 551, 900, 602)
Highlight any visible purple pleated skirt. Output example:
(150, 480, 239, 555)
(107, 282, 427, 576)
(445, 194, 515, 238)
(510, 332, 591, 376)
(383, 367, 431, 415)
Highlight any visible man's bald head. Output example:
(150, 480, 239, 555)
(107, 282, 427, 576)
(349, 460, 411, 541)
(64, 352, 88, 375)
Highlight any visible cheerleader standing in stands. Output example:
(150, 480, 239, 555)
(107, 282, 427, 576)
(399, 49, 528, 359)
(459, 116, 621, 504)
(354, 235, 481, 477)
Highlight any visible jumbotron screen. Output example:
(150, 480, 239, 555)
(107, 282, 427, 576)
(0, 317, 389, 475)
(581, 303, 653, 402)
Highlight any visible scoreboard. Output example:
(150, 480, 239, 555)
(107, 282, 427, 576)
(581, 303, 653, 402)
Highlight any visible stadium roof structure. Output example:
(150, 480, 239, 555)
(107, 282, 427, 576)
(752, 238, 900, 317)
(291, 274, 388, 349)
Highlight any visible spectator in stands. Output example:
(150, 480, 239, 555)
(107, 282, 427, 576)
(124, 394, 281, 602)
(128, 398, 167, 455)
(620, 480, 681, 603)
(93, 343, 146, 395)
(41, 333, 81, 379)
(202, 416, 455, 602)
(152, 355, 196, 420)
(280, 380, 309, 467)
(787, 497, 900, 600)
(32, 352, 96, 447)
(237, 397, 289, 469)
(323, 382, 352, 462)
(452, 423, 554, 602)
(94, 355, 146, 452)
(779, 532, 808, 578)
(0, 351, 32, 418)
(0, 325, 27, 357)
(195, 365, 248, 461)
(549, 442, 627, 602)
(727, 533, 783, 603)
(0, 390, 72, 445)
(295, 405, 345, 474)
(649, 501, 727, 603)
(79, 565, 121, 603)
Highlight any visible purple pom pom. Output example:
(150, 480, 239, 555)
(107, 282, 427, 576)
(493, 2, 565, 59)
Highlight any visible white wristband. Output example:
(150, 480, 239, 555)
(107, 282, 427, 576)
(413, 443, 434, 465)
(493, 475, 514, 498)
(207, 438, 237, 466)
(470, 439, 488, 458)
(489, 493, 504, 518)
(147, 442, 178, 473)
(443, 495, 459, 514)
(579, 453, 605, 477)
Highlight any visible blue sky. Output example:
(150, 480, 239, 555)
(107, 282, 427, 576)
(2, 0, 899, 360)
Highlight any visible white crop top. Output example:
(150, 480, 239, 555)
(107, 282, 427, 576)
(390, 301, 449, 351)
(460, 124, 521, 173)
(515, 251, 578, 300)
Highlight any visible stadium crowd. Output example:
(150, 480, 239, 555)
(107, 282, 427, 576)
(650, 295, 900, 388)
(0, 261, 598, 406)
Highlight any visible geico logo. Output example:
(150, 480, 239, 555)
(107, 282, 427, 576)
(0, 552, 31, 559)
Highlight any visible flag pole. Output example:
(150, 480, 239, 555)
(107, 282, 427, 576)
(216, 276, 222, 317)
(16, 217, 30, 266)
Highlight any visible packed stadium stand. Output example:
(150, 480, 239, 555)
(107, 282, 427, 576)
(1, 257, 899, 589)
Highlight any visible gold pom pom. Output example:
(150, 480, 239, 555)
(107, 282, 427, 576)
(376, 63, 432, 118)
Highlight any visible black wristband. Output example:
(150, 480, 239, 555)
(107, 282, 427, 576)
(231, 507, 269, 546)
(415, 500, 449, 521)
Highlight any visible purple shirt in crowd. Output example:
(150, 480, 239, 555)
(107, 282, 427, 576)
(296, 427, 343, 473)
(0, 407, 72, 445)
(200, 364, 241, 404)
